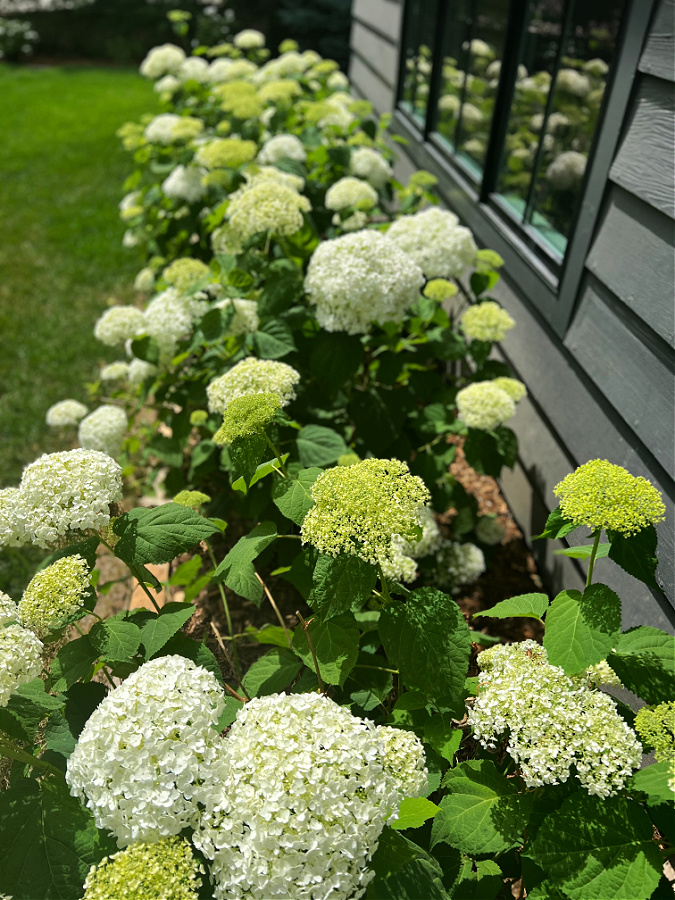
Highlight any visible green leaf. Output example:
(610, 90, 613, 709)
(608, 525, 659, 590)
(380, 587, 471, 714)
(252, 319, 296, 359)
(63, 683, 107, 740)
(349, 387, 410, 456)
(366, 827, 448, 900)
(88, 616, 141, 662)
(608, 626, 675, 705)
(432, 760, 534, 855)
(310, 553, 377, 619)
(112, 502, 217, 567)
(474, 592, 549, 620)
(216, 695, 245, 730)
(159, 633, 221, 680)
(309, 331, 363, 391)
(50, 636, 100, 691)
(140, 602, 196, 659)
(272, 467, 321, 525)
(229, 432, 267, 487)
(291, 611, 360, 686)
(168, 555, 203, 586)
(424, 714, 462, 762)
(296, 425, 348, 467)
(555, 542, 611, 559)
(0, 680, 63, 743)
(242, 647, 302, 697)
(346, 652, 393, 712)
(38, 535, 100, 571)
(453, 858, 503, 900)
(543, 584, 621, 674)
(629, 761, 674, 806)
(44, 710, 77, 759)
(130, 334, 160, 364)
(249, 453, 290, 487)
(526, 794, 662, 900)
(213, 522, 277, 604)
(257, 261, 303, 316)
(534, 506, 578, 540)
(391, 797, 440, 831)
(0, 778, 116, 900)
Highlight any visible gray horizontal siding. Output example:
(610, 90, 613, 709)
(609, 75, 675, 219)
(585, 185, 675, 348)
(349, 53, 395, 114)
(639, 0, 675, 81)
(352, 0, 403, 44)
(350, 19, 399, 88)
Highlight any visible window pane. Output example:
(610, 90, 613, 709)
(434, 0, 510, 176)
(496, 0, 626, 255)
(399, 0, 439, 126)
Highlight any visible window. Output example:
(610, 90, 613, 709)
(397, 0, 627, 260)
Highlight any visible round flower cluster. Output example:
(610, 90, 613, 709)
(66, 656, 225, 845)
(144, 288, 206, 365)
(349, 147, 392, 189)
(78, 405, 128, 458)
(0, 623, 43, 707)
(305, 230, 424, 334)
(459, 301, 515, 343)
(226, 182, 311, 241)
(325, 176, 378, 212)
(94, 306, 146, 347)
(556, 68, 591, 97)
(583, 58, 610, 78)
(177, 57, 210, 84)
(213, 296, 260, 335)
(100, 361, 130, 382)
(193, 692, 427, 900)
(154, 74, 181, 94)
(475, 515, 507, 545)
(45, 398, 88, 428)
(233, 28, 265, 49)
(4, 449, 123, 548)
(134, 267, 155, 292)
(387, 208, 477, 279)
(327, 70, 349, 90)
(469, 641, 643, 797)
(173, 490, 210, 509)
(456, 381, 516, 431)
(128, 358, 158, 386)
(634, 701, 675, 793)
(435, 541, 486, 590)
(553, 459, 666, 536)
(242, 164, 304, 193)
(258, 78, 303, 105)
(83, 837, 201, 900)
(257, 133, 307, 165)
(140, 43, 186, 79)
(492, 376, 527, 403)
(207, 357, 300, 414)
(162, 165, 207, 203)
(424, 278, 458, 301)
(194, 138, 258, 171)
(546, 151, 587, 191)
(17, 553, 90, 636)
(214, 393, 281, 445)
(119, 191, 142, 221)
(0, 591, 17, 623)
(301, 458, 430, 571)
(163, 258, 210, 293)
(144, 114, 203, 144)
(386, 506, 445, 582)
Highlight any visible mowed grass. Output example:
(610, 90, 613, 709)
(0, 64, 157, 485)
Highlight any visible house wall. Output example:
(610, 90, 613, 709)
(349, 0, 675, 631)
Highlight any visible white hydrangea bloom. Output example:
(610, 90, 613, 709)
(193, 692, 427, 900)
(0, 487, 30, 548)
(254, 52, 308, 82)
(122, 229, 140, 249)
(18, 449, 123, 547)
(257, 133, 307, 165)
(327, 70, 349, 89)
(319, 95, 356, 131)
(556, 68, 591, 97)
(456, 381, 516, 431)
(233, 28, 265, 49)
(385, 506, 445, 582)
(207, 58, 235, 83)
(0, 591, 18, 624)
(66, 656, 225, 846)
(325, 176, 378, 212)
(492, 377, 527, 404)
(243, 164, 305, 192)
(162, 165, 207, 203)
(475, 515, 507, 545)
(0, 624, 43, 708)
(46, 399, 88, 428)
(547, 111, 570, 134)
(213, 297, 260, 336)
(349, 147, 393, 190)
(468, 641, 642, 797)
(435, 540, 485, 590)
(134, 267, 156, 293)
(140, 43, 186, 79)
(78, 405, 128, 458)
(387, 208, 477, 279)
(304, 230, 424, 334)
(143, 288, 203, 365)
(144, 114, 203, 145)
(177, 56, 210, 84)
(213, 58, 258, 82)
(128, 358, 158, 387)
(119, 191, 142, 221)
(226, 182, 310, 241)
(439, 94, 460, 115)
(461, 103, 484, 126)
(94, 306, 147, 347)
(206, 357, 300, 414)
(583, 58, 609, 78)
(154, 74, 181, 94)
(546, 151, 587, 191)
(100, 362, 130, 382)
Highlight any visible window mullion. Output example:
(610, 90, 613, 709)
(424, 0, 450, 139)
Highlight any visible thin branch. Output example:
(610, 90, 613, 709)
(296, 611, 324, 692)
(210, 622, 251, 701)
(0, 740, 64, 778)
(256, 573, 292, 648)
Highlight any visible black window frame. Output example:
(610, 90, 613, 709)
(393, 0, 657, 337)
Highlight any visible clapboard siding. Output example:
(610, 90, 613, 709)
(610, 75, 675, 219)
(352, 0, 403, 44)
(639, 0, 675, 80)
(349, 53, 395, 114)
(564, 277, 675, 473)
(350, 20, 399, 88)
(585, 185, 675, 348)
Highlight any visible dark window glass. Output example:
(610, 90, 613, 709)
(400, 0, 439, 126)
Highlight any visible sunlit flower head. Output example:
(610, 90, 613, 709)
(46, 399, 88, 428)
(83, 837, 201, 900)
(139, 43, 186, 79)
(206, 357, 300, 414)
(78, 405, 128, 458)
(225, 181, 311, 241)
(459, 301, 515, 343)
(214, 392, 281, 445)
(387, 207, 477, 279)
(194, 138, 258, 170)
(18, 553, 90, 636)
(456, 381, 516, 431)
(0, 623, 43, 708)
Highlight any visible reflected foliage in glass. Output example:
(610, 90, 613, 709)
(400, 0, 439, 126)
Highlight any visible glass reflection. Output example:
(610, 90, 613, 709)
(400, 0, 439, 125)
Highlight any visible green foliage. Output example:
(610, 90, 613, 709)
(214, 522, 277, 604)
(608, 627, 675, 705)
(241, 647, 302, 696)
(474, 592, 549, 620)
(272, 467, 321, 525)
(310, 553, 377, 619)
(543, 584, 621, 674)
(291, 611, 359, 686)
(112, 503, 218, 567)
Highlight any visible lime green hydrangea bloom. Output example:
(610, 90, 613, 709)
(475, 248, 505, 269)
(408, 170, 438, 190)
(492, 376, 527, 403)
(194, 138, 258, 171)
(82, 837, 201, 900)
(214, 393, 281, 445)
(635, 701, 675, 792)
(553, 460, 666, 535)
(173, 490, 211, 509)
(190, 410, 209, 426)
(226, 182, 311, 241)
(424, 279, 458, 301)
(337, 452, 361, 467)
(18, 554, 90, 636)
(301, 458, 430, 570)
(257, 79, 303, 104)
(162, 258, 210, 293)
(459, 301, 515, 343)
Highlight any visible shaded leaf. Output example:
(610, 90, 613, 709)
(291, 611, 360, 686)
(296, 425, 348, 468)
(543, 584, 621, 674)
(608, 626, 675, 705)
(311, 553, 377, 619)
(272, 467, 321, 525)
(608, 526, 659, 590)
(242, 647, 302, 697)
(140, 602, 196, 659)
(113, 503, 217, 567)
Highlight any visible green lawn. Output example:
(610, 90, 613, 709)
(0, 64, 157, 486)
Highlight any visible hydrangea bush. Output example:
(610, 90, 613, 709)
(0, 25, 673, 900)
